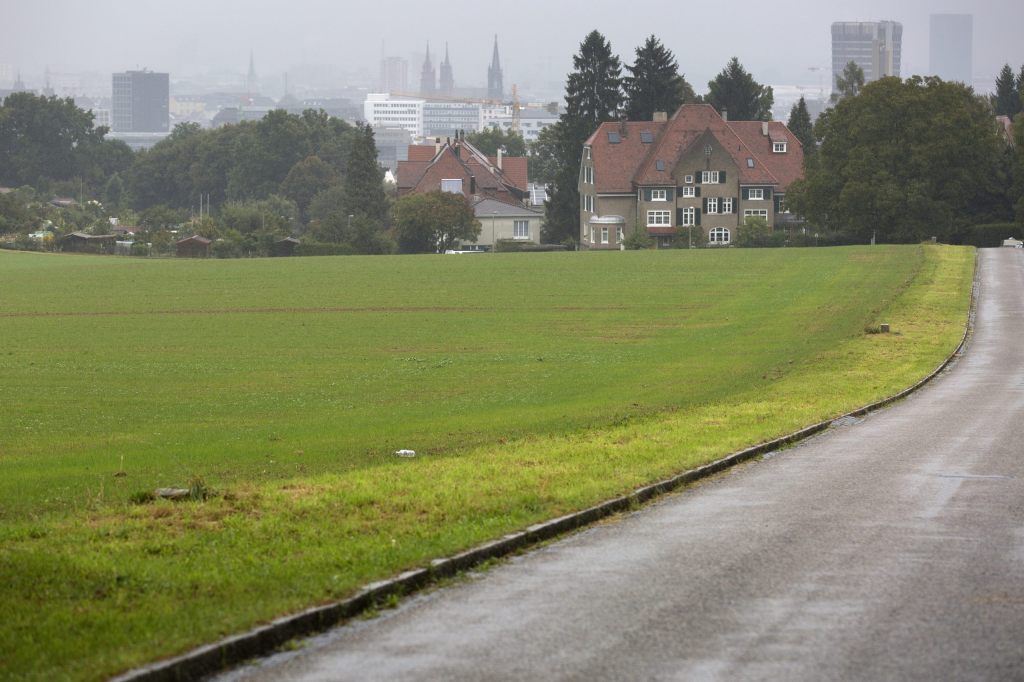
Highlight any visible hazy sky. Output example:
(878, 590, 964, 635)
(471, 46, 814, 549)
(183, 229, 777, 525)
(3, 0, 1023, 97)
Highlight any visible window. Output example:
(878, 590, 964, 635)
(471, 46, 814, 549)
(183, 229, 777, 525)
(748, 188, 764, 200)
(680, 186, 696, 198)
(706, 197, 719, 214)
(709, 227, 731, 244)
(607, 131, 621, 144)
(702, 170, 720, 184)
(722, 197, 733, 214)
(651, 189, 667, 202)
(680, 207, 695, 226)
(647, 210, 671, 226)
(441, 178, 463, 194)
(684, 174, 694, 184)
(616, 226, 624, 243)
(773, 142, 787, 153)
(513, 220, 530, 240)
(582, 194, 594, 212)
(640, 131, 654, 143)
(583, 166, 593, 184)
(584, 146, 591, 160)
(601, 227, 609, 244)
(746, 158, 755, 168)
(656, 160, 665, 171)
(744, 209, 769, 219)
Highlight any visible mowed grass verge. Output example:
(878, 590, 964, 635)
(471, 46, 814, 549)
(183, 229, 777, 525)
(0, 245, 973, 680)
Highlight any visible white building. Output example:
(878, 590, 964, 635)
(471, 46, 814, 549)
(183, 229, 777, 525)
(363, 93, 424, 138)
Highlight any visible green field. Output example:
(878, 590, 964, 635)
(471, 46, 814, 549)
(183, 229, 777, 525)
(0, 245, 973, 680)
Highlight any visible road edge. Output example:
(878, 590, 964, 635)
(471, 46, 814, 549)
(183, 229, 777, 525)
(111, 249, 980, 682)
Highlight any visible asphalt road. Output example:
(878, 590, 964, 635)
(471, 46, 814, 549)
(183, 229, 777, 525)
(221, 248, 1024, 682)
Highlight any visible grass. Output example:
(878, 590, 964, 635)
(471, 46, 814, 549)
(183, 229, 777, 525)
(0, 245, 974, 680)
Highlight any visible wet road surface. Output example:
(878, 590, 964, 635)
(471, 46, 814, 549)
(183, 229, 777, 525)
(220, 248, 1024, 681)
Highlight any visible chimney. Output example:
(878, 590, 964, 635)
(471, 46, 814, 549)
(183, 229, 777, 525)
(497, 148, 503, 170)
(435, 138, 441, 155)
(761, 122, 769, 136)
(653, 111, 667, 122)
(721, 108, 728, 121)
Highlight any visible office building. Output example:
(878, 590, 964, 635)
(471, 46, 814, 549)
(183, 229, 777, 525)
(831, 21, 902, 88)
(112, 70, 169, 132)
(930, 14, 972, 84)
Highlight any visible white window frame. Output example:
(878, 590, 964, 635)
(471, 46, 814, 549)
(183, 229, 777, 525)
(709, 227, 731, 244)
(748, 188, 764, 200)
(722, 197, 733, 214)
(582, 194, 594, 212)
(440, 178, 463, 194)
(706, 197, 719, 215)
(651, 189, 667, 202)
(584, 146, 591, 160)
(680, 186, 696, 198)
(646, 210, 672, 227)
(702, 170, 720, 184)
(773, 142, 787, 153)
(601, 226, 609, 244)
(744, 209, 769, 220)
(616, 226, 624, 243)
(513, 220, 530, 240)
(684, 174, 694, 184)
(680, 207, 695, 226)
(583, 166, 594, 184)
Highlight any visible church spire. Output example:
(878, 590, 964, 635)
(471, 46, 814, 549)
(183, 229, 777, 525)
(246, 50, 258, 96)
(420, 42, 436, 96)
(487, 34, 503, 101)
(439, 42, 455, 97)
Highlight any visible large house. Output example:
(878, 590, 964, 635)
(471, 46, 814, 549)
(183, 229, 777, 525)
(397, 136, 528, 205)
(579, 104, 804, 249)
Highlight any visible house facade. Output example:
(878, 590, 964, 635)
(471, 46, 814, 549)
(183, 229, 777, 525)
(579, 104, 804, 250)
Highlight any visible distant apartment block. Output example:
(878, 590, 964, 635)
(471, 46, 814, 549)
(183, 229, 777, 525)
(112, 70, 169, 132)
(379, 56, 408, 93)
(831, 21, 902, 88)
(930, 14, 973, 84)
(364, 93, 425, 137)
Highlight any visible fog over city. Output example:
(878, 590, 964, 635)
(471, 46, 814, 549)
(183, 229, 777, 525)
(3, 0, 1023, 100)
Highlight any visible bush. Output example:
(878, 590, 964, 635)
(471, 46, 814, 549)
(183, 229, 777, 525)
(952, 223, 1022, 248)
(294, 241, 357, 257)
(622, 229, 654, 250)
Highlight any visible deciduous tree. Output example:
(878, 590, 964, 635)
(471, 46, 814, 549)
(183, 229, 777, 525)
(788, 76, 1004, 243)
(831, 61, 865, 103)
(393, 191, 480, 253)
(465, 127, 527, 157)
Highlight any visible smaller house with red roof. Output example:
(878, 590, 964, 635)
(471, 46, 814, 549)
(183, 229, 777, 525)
(396, 135, 529, 206)
(579, 104, 804, 249)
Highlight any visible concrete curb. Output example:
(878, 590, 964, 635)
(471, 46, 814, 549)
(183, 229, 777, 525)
(111, 253, 980, 682)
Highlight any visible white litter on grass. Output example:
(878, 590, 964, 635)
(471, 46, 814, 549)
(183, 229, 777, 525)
(395, 449, 417, 458)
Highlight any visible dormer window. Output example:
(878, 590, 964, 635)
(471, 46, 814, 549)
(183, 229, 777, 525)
(773, 142, 787, 153)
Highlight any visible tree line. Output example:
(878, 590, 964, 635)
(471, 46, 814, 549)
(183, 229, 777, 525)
(535, 30, 776, 244)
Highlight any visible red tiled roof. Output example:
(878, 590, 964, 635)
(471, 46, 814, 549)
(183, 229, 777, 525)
(587, 104, 805, 194)
(728, 121, 805, 192)
(586, 121, 666, 193)
(490, 156, 528, 190)
(407, 145, 437, 162)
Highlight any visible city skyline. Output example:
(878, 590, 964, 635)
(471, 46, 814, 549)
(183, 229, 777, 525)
(3, 0, 1023, 100)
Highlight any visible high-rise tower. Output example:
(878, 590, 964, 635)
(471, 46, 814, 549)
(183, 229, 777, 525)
(487, 35, 503, 101)
(929, 14, 972, 84)
(246, 50, 258, 95)
(420, 42, 436, 97)
(112, 70, 169, 132)
(439, 43, 455, 97)
(831, 20, 902, 90)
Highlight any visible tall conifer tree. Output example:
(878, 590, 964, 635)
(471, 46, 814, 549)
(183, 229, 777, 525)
(993, 64, 1022, 118)
(706, 57, 773, 121)
(543, 30, 622, 244)
(623, 35, 693, 121)
(342, 123, 387, 223)
(787, 97, 816, 155)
